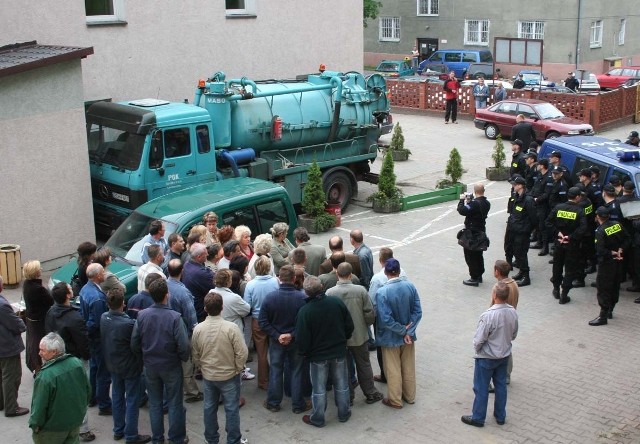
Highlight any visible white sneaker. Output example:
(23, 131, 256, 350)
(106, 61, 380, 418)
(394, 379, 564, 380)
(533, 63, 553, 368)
(241, 368, 255, 380)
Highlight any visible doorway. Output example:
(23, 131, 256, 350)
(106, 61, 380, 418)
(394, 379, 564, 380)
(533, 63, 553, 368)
(417, 38, 438, 63)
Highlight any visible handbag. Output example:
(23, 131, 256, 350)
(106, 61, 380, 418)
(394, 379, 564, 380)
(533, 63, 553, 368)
(15, 295, 26, 321)
(70, 269, 83, 296)
(458, 229, 490, 251)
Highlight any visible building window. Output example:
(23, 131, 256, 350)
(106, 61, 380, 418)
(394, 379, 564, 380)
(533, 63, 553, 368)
(619, 19, 626, 45)
(590, 20, 603, 48)
(85, 0, 126, 24)
(417, 0, 438, 16)
(518, 21, 545, 39)
(226, 0, 257, 17)
(464, 19, 490, 46)
(379, 17, 401, 42)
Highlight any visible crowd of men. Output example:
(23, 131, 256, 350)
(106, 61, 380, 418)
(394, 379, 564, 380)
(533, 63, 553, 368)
(0, 215, 424, 443)
(458, 126, 639, 327)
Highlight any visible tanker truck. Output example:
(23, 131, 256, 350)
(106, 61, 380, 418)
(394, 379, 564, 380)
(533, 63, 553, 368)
(87, 68, 391, 234)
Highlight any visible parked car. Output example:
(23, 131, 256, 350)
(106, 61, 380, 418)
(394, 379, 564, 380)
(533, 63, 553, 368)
(402, 76, 445, 86)
(419, 49, 493, 79)
(621, 78, 640, 88)
(461, 79, 513, 89)
(375, 60, 415, 78)
(474, 98, 594, 141)
(596, 67, 640, 90)
(418, 62, 449, 80)
(512, 70, 553, 87)
(523, 85, 576, 94)
(576, 72, 600, 92)
(464, 63, 495, 80)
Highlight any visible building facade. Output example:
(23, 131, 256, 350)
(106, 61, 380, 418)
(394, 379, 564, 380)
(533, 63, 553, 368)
(364, 0, 638, 82)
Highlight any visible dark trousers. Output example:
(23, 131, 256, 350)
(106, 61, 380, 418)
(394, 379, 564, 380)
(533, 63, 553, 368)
(464, 248, 484, 280)
(505, 230, 530, 272)
(632, 245, 640, 288)
(551, 242, 581, 290)
(89, 339, 112, 410)
(445, 99, 458, 122)
(347, 342, 377, 398)
(536, 206, 549, 244)
(0, 354, 22, 414)
(596, 260, 621, 315)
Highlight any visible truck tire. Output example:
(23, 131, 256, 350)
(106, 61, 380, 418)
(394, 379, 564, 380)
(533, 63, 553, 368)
(485, 124, 499, 140)
(323, 170, 354, 212)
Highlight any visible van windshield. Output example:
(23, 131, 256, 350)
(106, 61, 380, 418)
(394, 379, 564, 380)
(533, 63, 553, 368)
(104, 211, 177, 265)
(88, 123, 146, 171)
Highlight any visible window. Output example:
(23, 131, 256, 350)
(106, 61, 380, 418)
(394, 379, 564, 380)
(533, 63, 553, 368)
(465, 20, 490, 46)
(517, 104, 537, 120)
(379, 17, 400, 42)
(196, 125, 211, 154)
(164, 128, 191, 159)
(619, 19, 626, 45)
(495, 102, 517, 116)
(226, 0, 257, 16)
(85, 0, 126, 24)
(462, 52, 477, 62)
(590, 20, 603, 48)
(445, 52, 462, 63)
(518, 21, 545, 39)
(417, 0, 438, 16)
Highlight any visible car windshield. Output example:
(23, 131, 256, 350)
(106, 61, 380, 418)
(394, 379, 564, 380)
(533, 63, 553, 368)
(533, 103, 564, 119)
(522, 72, 543, 82)
(87, 123, 146, 171)
(377, 63, 399, 72)
(104, 211, 177, 265)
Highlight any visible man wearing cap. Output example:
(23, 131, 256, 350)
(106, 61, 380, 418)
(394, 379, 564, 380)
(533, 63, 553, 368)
(578, 168, 603, 209)
(530, 159, 553, 253)
(549, 151, 573, 187)
(564, 72, 579, 92)
(523, 152, 539, 194)
(590, 165, 601, 184)
(511, 115, 537, 153)
(375, 259, 422, 409)
(457, 184, 491, 287)
(602, 184, 623, 221)
(513, 74, 525, 89)
(509, 140, 527, 178)
(548, 166, 569, 211)
(608, 176, 624, 196)
(545, 187, 587, 304)
(572, 185, 595, 288)
(617, 181, 639, 292)
(505, 176, 537, 286)
(625, 131, 640, 147)
(589, 207, 626, 325)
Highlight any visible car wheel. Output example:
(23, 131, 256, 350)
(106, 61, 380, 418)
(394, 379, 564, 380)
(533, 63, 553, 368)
(546, 131, 561, 139)
(484, 124, 499, 140)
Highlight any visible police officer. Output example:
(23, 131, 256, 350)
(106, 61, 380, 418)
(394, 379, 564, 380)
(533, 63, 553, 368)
(589, 207, 626, 326)
(602, 184, 623, 221)
(578, 168, 603, 209)
(505, 175, 537, 286)
(618, 181, 638, 291)
(530, 159, 553, 255)
(546, 187, 587, 304)
(572, 185, 594, 288)
(509, 140, 527, 178)
(548, 150, 572, 187)
(457, 183, 491, 287)
(547, 166, 569, 211)
(523, 152, 539, 194)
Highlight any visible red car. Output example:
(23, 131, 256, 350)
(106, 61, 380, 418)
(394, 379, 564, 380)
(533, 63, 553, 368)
(474, 98, 594, 141)
(596, 67, 640, 90)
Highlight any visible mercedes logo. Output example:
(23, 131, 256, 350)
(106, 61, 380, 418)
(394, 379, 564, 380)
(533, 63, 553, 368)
(98, 184, 110, 200)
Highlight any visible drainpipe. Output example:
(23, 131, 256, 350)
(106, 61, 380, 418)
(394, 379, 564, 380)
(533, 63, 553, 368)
(575, 0, 582, 69)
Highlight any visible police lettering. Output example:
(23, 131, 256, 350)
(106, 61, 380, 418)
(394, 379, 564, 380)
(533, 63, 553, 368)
(584, 205, 593, 215)
(557, 210, 577, 220)
(515, 205, 523, 212)
(604, 224, 622, 236)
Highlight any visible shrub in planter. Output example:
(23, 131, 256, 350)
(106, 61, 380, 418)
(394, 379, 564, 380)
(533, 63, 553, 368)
(436, 147, 466, 190)
(486, 134, 510, 181)
(385, 123, 411, 161)
(368, 150, 403, 213)
(301, 160, 336, 232)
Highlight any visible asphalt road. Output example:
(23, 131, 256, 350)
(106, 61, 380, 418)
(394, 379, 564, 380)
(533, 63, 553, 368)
(4, 112, 640, 443)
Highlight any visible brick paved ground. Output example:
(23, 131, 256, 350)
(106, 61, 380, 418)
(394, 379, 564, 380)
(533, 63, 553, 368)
(4, 112, 640, 443)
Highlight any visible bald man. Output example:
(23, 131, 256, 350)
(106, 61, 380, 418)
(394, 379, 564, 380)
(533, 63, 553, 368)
(457, 184, 491, 286)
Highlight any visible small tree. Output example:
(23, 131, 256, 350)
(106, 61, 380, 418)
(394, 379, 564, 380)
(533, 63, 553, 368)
(368, 150, 403, 205)
(492, 134, 507, 170)
(388, 123, 411, 156)
(436, 147, 464, 189)
(302, 160, 336, 231)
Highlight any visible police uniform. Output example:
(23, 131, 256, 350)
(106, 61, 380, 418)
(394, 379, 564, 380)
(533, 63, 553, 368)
(545, 188, 587, 303)
(574, 191, 594, 286)
(589, 208, 626, 325)
(547, 166, 569, 211)
(457, 193, 491, 285)
(530, 165, 553, 253)
(509, 145, 526, 178)
(505, 176, 537, 285)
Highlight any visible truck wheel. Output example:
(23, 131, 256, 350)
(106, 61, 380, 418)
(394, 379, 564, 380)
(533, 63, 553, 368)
(485, 124, 498, 140)
(546, 131, 560, 139)
(323, 171, 353, 212)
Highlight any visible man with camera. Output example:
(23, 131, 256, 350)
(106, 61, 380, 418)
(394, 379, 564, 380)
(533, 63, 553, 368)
(457, 184, 491, 287)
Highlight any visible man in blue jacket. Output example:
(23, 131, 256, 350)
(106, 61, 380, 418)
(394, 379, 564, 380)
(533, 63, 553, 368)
(182, 243, 214, 322)
(375, 259, 422, 410)
(102, 288, 151, 444)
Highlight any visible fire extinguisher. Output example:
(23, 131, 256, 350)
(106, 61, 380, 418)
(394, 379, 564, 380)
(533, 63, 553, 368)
(271, 115, 282, 141)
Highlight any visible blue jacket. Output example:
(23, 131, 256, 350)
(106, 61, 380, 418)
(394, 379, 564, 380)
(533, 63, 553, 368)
(79, 281, 108, 340)
(131, 303, 190, 371)
(126, 291, 154, 319)
(0, 294, 25, 358)
(375, 277, 422, 347)
(354, 244, 374, 289)
(182, 259, 214, 321)
(101, 310, 142, 378)
(258, 284, 306, 342)
(167, 277, 198, 334)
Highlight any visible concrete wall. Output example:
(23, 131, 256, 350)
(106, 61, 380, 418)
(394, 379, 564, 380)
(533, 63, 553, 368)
(0, 61, 95, 263)
(2, 1, 363, 103)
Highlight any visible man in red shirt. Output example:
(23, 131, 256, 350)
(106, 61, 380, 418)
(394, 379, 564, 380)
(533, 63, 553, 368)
(444, 71, 461, 124)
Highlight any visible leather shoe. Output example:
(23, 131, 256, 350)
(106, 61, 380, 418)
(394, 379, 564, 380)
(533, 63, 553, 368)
(382, 398, 402, 409)
(5, 407, 29, 417)
(495, 416, 505, 425)
(516, 276, 530, 287)
(627, 287, 640, 293)
(463, 278, 479, 287)
(552, 288, 560, 299)
(559, 296, 571, 305)
(373, 374, 386, 383)
(98, 407, 112, 416)
(635, 296, 640, 304)
(538, 248, 549, 256)
(125, 435, 152, 444)
(572, 280, 585, 288)
(588, 316, 607, 326)
(238, 397, 246, 409)
(302, 414, 325, 428)
(461, 415, 484, 427)
(292, 400, 312, 414)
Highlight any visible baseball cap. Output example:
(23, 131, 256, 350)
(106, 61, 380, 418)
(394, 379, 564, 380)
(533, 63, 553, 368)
(609, 176, 621, 185)
(512, 139, 523, 148)
(569, 72, 575, 76)
(624, 180, 636, 191)
(551, 165, 563, 173)
(596, 206, 610, 217)
(589, 165, 600, 175)
(384, 258, 401, 274)
(518, 73, 523, 77)
(550, 150, 562, 158)
(509, 175, 526, 185)
(603, 184, 616, 194)
(567, 187, 581, 199)
(578, 168, 592, 178)
(524, 152, 537, 159)
(630, 131, 639, 138)
(538, 158, 549, 168)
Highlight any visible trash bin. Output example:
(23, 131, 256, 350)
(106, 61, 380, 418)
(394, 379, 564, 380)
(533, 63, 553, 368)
(325, 203, 342, 227)
(0, 244, 22, 286)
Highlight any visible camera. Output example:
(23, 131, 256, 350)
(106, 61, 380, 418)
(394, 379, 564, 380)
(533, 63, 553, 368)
(465, 192, 473, 201)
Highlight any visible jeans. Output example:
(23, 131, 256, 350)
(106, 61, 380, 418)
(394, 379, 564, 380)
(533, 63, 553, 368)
(89, 339, 112, 410)
(472, 357, 509, 424)
(309, 358, 351, 426)
(145, 367, 185, 443)
(266, 341, 306, 411)
(112, 373, 142, 440)
(203, 375, 242, 444)
(475, 99, 487, 109)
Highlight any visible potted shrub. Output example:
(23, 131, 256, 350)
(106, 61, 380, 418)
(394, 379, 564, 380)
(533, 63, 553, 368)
(486, 134, 510, 181)
(298, 160, 336, 233)
(436, 147, 466, 191)
(383, 123, 411, 161)
(368, 150, 403, 213)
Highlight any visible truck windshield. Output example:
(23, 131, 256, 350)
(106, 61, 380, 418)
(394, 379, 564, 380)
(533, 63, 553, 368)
(88, 123, 146, 171)
(104, 211, 177, 265)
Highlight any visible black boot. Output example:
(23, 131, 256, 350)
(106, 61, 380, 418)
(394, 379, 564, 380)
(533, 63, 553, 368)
(463, 278, 480, 287)
(552, 286, 560, 299)
(512, 270, 524, 281)
(588, 315, 607, 326)
(572, 279, 585, 288)
(559, 289, 571, 304)
(538, 243, 549, 256)
(516, 272, 530, 287)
